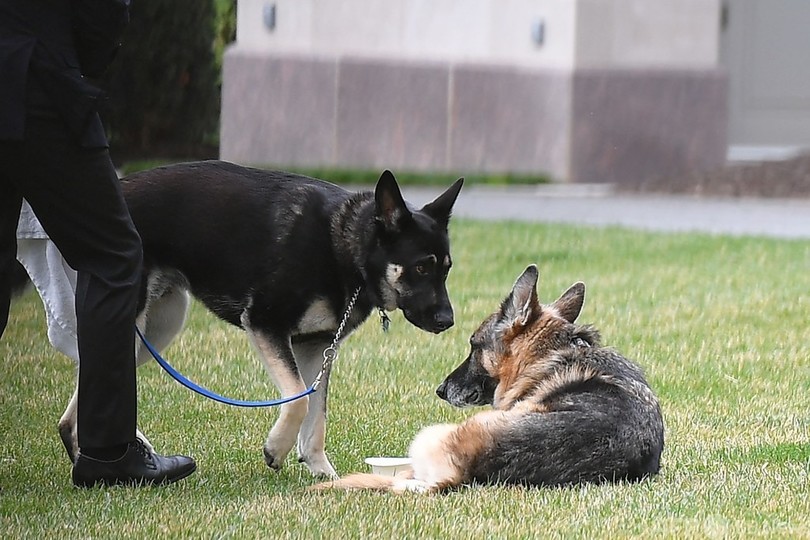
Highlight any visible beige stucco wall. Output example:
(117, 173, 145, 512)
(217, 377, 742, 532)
(574, 0, 721, 68)
(222, 0, 727, 182)
(235, 0, 719, 69)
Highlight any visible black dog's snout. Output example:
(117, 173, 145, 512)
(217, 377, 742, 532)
(433, 310, 454, 332)
(434, 318, 453, 332)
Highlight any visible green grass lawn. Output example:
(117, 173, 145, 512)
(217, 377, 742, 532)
(116, 159, 550, 186)
(2, 220, 809, 538)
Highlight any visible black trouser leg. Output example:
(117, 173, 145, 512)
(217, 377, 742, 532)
(0, 123, 142, 450)
(0, 165, 23, 337)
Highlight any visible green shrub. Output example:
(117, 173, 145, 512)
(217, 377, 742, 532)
(101, 0, 221, 160)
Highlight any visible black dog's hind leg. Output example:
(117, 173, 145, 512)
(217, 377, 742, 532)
(57, 282, 189, 463)
(57, 384, 80, 462)
(134, 285, 190, 365)
(293, 338, 337, 478)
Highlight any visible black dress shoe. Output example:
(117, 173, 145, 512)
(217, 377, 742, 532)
(72, 439, 196, 487)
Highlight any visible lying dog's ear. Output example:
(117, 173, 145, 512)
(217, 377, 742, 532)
(552, 282, 585, 323)
(499, 264, 539, 329)
(375, 170, 412, 232)
(421, 178, 464, 228)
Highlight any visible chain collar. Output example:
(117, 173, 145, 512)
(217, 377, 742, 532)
(312, 287, 362, 391)
(311, 286, 392, 391)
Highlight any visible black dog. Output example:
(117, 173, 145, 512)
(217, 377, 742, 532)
(56, 161, 463, 478)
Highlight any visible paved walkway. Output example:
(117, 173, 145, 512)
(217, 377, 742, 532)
(402, 184, 810, 240)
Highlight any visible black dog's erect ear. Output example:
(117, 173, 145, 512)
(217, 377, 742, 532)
(421, 177, 464, 228)
(552, 282, 586, 323)
(375, 170, 412, 232)
(500, 264, 539, 328)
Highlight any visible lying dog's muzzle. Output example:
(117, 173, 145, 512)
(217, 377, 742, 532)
(436, 353, 497, 407)
(436, 379, 448, 400)
(436, 380, 488, 408)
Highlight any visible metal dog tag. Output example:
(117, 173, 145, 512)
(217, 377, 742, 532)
(379, 309, 391, 333)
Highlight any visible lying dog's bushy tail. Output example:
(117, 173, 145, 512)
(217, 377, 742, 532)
(310, 473, 396, 492)
(310, 471, 436, 494)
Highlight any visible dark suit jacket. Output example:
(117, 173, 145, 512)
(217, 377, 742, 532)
(0, 0, 130, 147)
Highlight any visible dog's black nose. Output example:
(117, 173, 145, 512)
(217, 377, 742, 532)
(434, 319, 453, 332)
(433, 311, 454, 332)
(436, 380, 448, 400)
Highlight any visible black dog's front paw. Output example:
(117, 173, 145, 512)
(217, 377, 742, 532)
(263, 448, 283, 471)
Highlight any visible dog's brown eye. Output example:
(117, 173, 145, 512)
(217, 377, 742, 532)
(415, 264, 428, 275)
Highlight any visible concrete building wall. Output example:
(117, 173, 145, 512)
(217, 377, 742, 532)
(573, 0, 719, 69)
(221, 0, 727, 183)
(722, 0, 810, 155)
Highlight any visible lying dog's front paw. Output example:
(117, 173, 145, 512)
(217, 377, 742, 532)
(393, 479, 432, 494)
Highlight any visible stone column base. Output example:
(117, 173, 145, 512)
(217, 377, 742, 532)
(221, 48, 727, 184)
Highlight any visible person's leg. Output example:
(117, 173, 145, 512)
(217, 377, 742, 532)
(0, 144, 24, 337)
(9, 120, 194, 485)
(19, 137, 141, 452)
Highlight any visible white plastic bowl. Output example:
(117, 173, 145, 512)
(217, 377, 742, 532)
(364, 457, 413, 476)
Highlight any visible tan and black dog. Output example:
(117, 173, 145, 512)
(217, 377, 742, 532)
(313, 265, 664, 492)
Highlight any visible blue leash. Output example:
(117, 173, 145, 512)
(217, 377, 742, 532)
(134, 286, 364, 408)
(135, 326, 315, 408)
